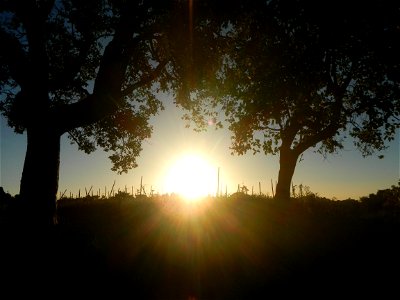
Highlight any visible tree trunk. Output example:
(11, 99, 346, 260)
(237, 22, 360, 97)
(275, 148, 298, 201)
(19, 126, 60, 226)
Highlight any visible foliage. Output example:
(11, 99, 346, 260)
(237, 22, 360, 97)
(187, 0, 400, 157)
(360, 181, 400, 214)
(0, 0, 231, 174)
(177, 0, 400, 199)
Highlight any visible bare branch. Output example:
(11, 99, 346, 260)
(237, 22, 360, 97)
(67, 130, 84, 149)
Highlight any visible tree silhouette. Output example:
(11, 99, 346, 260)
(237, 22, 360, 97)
(0, 0, 228, 224)
(180, 0, 400, 200)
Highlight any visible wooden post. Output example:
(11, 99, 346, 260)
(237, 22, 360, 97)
(59, 189, 67, 199)
(109, 180, 116, 197)
(217, 167, 220, 197)
(271, 179, 275, 198)
(292, 182, 295, 198)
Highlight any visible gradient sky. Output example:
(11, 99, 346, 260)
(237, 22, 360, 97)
(1, 93, 399, 200)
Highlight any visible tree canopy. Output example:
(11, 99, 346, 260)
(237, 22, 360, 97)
(0, 0, 232, 223)
(179, 0, 400, 199)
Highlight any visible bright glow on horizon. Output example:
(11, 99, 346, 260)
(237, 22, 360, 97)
(163, 153, 217, 201)
(1, 102, 398, 200)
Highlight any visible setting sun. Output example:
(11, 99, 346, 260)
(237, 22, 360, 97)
(163, 154, 217, 200)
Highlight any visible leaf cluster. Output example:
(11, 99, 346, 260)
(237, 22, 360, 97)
(0, 0, 225, 173)
(179, 0, 400, 159)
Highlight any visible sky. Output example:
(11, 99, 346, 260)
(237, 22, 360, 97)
(1, 93, 399, 200)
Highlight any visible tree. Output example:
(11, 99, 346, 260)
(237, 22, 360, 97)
(179, 0, 400, 200)
(0, 0, 228, 225)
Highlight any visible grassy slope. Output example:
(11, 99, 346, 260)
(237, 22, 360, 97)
(1, 192, 399, 299)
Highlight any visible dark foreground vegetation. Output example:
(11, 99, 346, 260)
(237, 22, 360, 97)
(1, 184, 399, 299)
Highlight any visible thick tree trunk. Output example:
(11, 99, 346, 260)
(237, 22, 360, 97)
(275, 148, 298, 201)
(19, 126, 60, 226)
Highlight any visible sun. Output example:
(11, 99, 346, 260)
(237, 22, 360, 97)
(163, 153, 217, 201)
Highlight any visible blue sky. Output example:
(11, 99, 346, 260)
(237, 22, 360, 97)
(1, 94, 399, 200)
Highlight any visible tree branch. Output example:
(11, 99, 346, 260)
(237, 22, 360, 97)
(257, 124, 281, 131)
(121, 59, 169, 97)
(53, 58, 168, 132)
(67, 130, 84, 149)
(49, 34, 94, 90)
(0, 28, 29, 88)
(294, 122, 340, 156)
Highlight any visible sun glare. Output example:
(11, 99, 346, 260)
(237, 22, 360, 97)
(164, 154, 217, 201)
